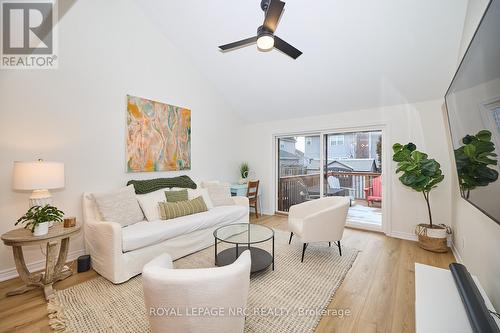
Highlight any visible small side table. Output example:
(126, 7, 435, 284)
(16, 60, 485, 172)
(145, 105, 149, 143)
(230, 184, 249, 197)
(230, 183, 263, 210)
(1, 224, 81, 300)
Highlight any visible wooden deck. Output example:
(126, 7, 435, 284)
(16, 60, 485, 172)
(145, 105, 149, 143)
(278, 171, 382, 212)
(348, 200, 382, 226)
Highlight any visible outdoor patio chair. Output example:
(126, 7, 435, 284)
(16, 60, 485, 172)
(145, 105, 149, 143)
(364, 176, 382, 206)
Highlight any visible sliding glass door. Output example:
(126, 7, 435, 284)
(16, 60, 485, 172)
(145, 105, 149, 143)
(276, 130, 383, 229)
(324, 131, 382, 226)
(277, 135, 321, 212)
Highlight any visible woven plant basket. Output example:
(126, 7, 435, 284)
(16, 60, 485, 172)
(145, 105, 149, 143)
(415, 224, 451, 253)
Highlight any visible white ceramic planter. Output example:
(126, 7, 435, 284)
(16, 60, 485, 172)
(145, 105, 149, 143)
(33, 222, 49, 236)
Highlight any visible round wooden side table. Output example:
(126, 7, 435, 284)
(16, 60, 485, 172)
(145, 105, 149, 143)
(1, 224, 81, 300)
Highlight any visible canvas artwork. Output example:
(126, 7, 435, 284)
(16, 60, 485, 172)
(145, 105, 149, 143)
(127, 95, 191, 172)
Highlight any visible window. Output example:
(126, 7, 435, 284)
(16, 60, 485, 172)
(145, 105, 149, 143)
(280, 143, 285, 149)
(306, 138, 312, 145)
(329, 135, 344, 146)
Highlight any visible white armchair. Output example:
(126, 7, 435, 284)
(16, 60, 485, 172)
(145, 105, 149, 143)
(288, 197, 350, 262)
(142, 250, 251, 333)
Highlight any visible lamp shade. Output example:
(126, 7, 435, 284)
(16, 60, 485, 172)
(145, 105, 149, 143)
(12, 161, 65, 190)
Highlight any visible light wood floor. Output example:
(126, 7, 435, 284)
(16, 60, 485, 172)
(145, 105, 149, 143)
(0, 214, 455, 333)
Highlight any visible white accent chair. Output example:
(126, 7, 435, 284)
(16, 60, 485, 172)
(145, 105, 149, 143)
(288, 197, 350, 262)
(142, 251, 251, 333)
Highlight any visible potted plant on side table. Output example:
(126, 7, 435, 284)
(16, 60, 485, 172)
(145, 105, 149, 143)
(393, 142, 450, 252)
(15, 205, 64, 236)
(239, 162, 250, 184)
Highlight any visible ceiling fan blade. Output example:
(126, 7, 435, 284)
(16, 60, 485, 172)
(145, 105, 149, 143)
(263, 0, 285, 33)
(219, 36, 258, 51)
(274, 36, 302, 59)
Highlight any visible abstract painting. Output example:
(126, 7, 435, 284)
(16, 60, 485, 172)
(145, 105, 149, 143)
(126, 95, 191, 172)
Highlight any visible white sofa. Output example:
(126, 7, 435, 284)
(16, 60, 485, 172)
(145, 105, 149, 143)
(83, 191, 249, 284)
(143, 251, 251, 333)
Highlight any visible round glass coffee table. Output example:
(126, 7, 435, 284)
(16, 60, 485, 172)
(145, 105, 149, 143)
(214, 223, 274, 273)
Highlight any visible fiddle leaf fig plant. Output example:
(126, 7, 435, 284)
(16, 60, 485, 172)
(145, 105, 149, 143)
(15, 205, 64, 232)
(454, 130, 498, 199)
(393, 143, 444, 227)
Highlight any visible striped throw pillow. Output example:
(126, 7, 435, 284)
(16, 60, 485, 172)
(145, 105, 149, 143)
(165, 189, 188, 202)
(159, 196, 208, 220)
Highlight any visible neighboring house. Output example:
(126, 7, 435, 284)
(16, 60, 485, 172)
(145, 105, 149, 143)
(304, 136, 321, 160)
(306, 158, 379, 174)
(327, 132, 381, 160)
(279, 137, 309, 175)
(279, 137, 298, 155)
(304, 132, 382, 161)
(327, 159, 378, 173)
(282, 132, 382, 174)
(279, 150, 302, 165)
(327, 160, 355, 172)
(279, 150, 307, 176)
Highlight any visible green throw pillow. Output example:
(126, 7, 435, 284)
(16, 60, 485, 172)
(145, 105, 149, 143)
(159, 196, 208, 220)
(165, 189, 188, 202)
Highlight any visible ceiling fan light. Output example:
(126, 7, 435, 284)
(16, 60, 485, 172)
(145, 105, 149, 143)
(257, 35, 274, 51)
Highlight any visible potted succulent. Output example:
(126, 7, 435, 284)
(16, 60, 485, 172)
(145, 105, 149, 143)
(393, 143, 449, 252)
(454, 130, 498, 199)
(239, 162, 250, 184)
(16, 205, 64, 236)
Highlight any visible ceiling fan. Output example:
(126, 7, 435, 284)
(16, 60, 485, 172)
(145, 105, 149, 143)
(219, 0, 302, 59)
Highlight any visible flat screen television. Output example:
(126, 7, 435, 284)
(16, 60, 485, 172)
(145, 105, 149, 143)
(445, 0, 500, 225)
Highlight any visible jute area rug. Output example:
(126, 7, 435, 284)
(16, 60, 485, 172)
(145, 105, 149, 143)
(48, 229, 358, 333)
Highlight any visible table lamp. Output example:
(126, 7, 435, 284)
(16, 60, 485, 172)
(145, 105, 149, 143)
(12, 160, 65, 207)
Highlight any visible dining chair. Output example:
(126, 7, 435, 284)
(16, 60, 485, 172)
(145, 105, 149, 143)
(247, 180, 260, 218)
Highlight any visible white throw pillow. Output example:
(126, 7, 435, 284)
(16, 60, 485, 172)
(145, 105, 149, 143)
(136, 189, 169, 221)
(204, 183, 234, 206)
(187, 188, 214, 209)
(92, 185, 144, 227)
(85, 193, 104, 221)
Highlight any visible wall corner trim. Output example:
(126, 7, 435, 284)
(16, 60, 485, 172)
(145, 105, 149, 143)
(451, 241, 463, 263)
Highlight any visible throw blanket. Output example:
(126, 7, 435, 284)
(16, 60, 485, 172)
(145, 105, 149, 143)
(127, 176, 197, 194)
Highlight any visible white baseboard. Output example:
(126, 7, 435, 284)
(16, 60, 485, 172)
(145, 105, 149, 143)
(346, 221, 383, 233)
(0, 249, 86, 282)
(388, 231, 418, 241)
(388, 231, 453, 247)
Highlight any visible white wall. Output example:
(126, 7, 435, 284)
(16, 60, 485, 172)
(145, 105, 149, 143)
(0, 0, 244, 276)
(242, 99, 453, 237)
(450, 0, 500, 308)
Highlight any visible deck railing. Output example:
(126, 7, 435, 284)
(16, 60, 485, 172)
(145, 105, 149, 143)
(277, 171, 381, 212)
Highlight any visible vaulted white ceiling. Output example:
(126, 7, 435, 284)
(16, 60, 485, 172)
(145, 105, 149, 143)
(137, 0, 468, 122)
